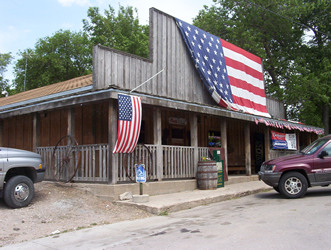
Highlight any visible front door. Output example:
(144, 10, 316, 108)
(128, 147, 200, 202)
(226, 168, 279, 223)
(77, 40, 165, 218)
(254, 133, 265, 173)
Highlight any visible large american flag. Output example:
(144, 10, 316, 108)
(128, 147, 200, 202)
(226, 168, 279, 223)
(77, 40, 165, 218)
(113, 94, 142, 153)
(176, 18, 270, 118)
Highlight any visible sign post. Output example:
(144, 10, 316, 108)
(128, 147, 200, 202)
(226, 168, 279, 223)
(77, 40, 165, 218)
(135, 164, 146, 195)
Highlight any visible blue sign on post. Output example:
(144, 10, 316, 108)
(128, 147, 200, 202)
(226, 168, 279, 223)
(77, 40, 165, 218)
(135, 164, 146, 183)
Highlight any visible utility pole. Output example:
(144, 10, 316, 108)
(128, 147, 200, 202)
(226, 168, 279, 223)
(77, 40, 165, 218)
(23, 52, 34, 92)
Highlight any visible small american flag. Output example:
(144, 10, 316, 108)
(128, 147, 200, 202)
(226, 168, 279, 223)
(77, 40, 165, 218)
(176, 18, 270, 118)
(113, 94, 142, 153)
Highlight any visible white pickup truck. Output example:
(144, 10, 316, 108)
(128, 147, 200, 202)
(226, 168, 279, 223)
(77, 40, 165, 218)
(0, 147, 45, 208)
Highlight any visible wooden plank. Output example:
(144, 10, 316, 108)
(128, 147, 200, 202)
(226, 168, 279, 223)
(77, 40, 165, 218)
(33, 113, 40, 151)
(105, 49, 112, 87)
(221, 119, 228, 175)
(109, 100, 118, 184)
(74, 106, 83, 145)
(82, 105, 94, 144)
(244, 123, 251, 176)
(153, 108, 163, 180)
(264, 127, 270, 161)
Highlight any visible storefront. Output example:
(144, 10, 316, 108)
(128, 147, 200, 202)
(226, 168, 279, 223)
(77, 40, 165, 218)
(0, 8, 323, 185)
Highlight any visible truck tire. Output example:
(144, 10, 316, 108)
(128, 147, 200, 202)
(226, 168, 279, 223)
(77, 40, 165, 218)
(3, 175, 34, 208)
(279, 172, 308, 199)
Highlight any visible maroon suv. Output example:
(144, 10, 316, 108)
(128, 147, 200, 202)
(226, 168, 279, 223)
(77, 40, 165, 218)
(259, 134, 331, 198)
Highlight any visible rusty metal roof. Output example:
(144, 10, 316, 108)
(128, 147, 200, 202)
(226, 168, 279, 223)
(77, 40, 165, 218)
(0, 74, 92, 107)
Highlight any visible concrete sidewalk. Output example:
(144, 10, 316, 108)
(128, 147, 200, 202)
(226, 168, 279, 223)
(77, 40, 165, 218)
(116, 178, 272, 215)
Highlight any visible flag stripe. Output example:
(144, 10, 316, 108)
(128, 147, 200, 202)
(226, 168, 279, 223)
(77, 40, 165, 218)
(129, 97, 142, 152)
(113, 94, 142, 154)
(229, 76, 266, 97)
(221, 38, 268, 116)
(224, 57, 264, 82)
(221, 39, 262, 65)
(232, 95, 269, 114)
(126, 97, 141, 153)
(231, 85, 267, 106)
(227, 67, 265, 91)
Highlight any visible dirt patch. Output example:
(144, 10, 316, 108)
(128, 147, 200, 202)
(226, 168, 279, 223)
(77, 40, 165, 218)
(0, 181, 153, 247)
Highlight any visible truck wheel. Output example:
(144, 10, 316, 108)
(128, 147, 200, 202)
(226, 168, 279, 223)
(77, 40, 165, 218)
(279, 172, 308, 199)
(3, 175, 34, 208)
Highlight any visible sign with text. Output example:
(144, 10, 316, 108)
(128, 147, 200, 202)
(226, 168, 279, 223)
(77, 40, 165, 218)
(135, 164, 146, 183)
(271, 131, 297, 150)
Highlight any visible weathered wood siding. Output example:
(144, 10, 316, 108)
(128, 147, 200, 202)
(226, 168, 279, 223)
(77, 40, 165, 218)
(93, 8, 213, 106)
(40, 110, 68, 146)
(1, 114, 33, 151)
(266, 97, 286, 119)
(74, 103, 108, 145)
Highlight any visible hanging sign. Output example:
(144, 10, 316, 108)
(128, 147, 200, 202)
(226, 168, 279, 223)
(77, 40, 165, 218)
(271, 131, 297, 150)
(169, 117, 187, 126)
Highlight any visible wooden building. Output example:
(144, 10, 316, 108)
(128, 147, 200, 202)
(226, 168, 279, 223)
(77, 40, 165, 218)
(0, 8, 323, 185)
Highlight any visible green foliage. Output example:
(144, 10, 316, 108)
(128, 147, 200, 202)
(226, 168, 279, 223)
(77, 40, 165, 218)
(193, 0, 330, 131)
(83, 5, 149, 58)
(0, 53, 12, 96)
(13, 30, 92, 92)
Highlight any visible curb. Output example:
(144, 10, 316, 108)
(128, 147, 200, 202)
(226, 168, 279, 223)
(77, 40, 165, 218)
(116, 187, 272, 215)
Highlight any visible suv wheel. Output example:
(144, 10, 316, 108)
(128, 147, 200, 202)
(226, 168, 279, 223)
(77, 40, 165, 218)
(3, 175, 34, 208)
(279, 172, 308, 199)
(273, 186, 280, 193)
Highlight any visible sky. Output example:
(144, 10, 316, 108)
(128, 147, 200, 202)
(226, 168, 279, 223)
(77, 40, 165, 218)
(0, 0, 214, 86)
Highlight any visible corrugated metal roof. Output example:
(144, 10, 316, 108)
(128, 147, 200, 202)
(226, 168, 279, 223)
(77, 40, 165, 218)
(0, 74, 92, 107)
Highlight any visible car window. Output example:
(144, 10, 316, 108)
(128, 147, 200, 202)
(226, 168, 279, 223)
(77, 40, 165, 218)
(302, 139, 329, 155)
(322, 142, 331, 157)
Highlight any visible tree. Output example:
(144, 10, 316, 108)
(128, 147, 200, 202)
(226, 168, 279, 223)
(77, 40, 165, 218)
(0, 53, 12, 96)
(83, 5, 149, 58)
(289, 0, 330, 133)
(193, 0, 330, 133)
(13, 30, 92, 92)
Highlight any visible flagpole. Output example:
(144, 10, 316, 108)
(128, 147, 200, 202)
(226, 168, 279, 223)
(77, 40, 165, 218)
(130, 68, 165, 93)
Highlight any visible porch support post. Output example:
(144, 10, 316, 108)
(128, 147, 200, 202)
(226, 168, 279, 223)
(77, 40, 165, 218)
(308, 133, 312, 145)
(190, 113, 198, 174)
(32, 113, 40, 151)
(220, 119, 228, 177)
(264, 127, 270, 161)
(109, 100, 118, 184)
(67, 108, 75, 136)
(153, 108, 163, 181)
(244, 123, 251, 176)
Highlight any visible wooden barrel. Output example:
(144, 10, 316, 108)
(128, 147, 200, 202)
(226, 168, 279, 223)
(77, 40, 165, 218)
(197, 161, 218, 190)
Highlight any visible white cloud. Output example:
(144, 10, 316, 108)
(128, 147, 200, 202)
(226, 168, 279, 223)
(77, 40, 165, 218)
(57, 0, 91, 7)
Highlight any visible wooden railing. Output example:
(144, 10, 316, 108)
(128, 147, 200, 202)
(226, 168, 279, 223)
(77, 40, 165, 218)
(37, 144, 209, 183)
(37, 144, 109, 182)
(36, 146, 54, 180)
(117, 144, 157, 182)
(77, 144, 109, 182)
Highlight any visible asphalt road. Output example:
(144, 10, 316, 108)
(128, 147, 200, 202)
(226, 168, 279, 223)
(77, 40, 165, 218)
(4, 186, 331, 250)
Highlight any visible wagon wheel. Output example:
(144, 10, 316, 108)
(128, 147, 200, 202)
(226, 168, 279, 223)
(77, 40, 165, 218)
(52, 135, 81, 183)
(123, 144, 153, 183)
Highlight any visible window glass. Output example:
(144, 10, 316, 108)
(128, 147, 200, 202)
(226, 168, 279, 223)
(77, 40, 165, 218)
(322, 142, 331, 157)
(302, 139, 328, 155)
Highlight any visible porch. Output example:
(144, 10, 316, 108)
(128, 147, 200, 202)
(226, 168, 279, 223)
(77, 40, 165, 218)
(37, 144, 211, 183)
